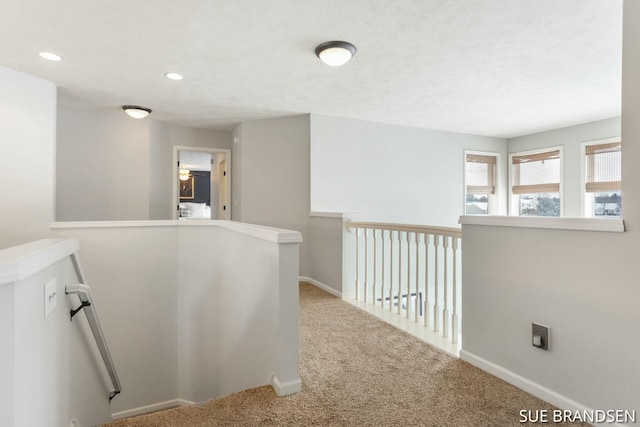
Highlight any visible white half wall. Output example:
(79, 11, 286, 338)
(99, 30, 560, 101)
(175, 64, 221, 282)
(310, 114, 508, 227)
(0, 66, 56, 247)
(51, 221, 302, 417)
(507, 117, 621, 217)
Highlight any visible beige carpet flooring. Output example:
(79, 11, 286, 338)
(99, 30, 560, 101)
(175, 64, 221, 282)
(106, 283, 587, 426)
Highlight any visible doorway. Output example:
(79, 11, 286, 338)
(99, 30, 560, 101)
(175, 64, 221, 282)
(172, 146, 231, 220)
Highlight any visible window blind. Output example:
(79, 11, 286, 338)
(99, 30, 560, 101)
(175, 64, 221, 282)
(585, 141, 621, 193)
(511, 149, 560, 195)
(466, 154, 496, 195)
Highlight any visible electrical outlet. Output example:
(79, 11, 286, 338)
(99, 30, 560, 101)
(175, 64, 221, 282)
(532, 322, 550, 351)
(44, 279, 57, 318)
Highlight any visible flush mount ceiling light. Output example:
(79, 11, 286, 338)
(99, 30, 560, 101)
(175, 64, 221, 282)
(164, 72, 183, 80)
(122, 105, 152, 119)
(39, 51, 63, 61)
(315, 41, 357, 67)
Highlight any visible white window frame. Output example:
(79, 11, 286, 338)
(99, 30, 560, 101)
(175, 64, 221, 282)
(508, 146, 563, 217)
(463, 150, 500, 215)
(580, 137, 621, 218)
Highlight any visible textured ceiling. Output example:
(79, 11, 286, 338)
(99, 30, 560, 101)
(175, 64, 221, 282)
(0, 0, 622, 138)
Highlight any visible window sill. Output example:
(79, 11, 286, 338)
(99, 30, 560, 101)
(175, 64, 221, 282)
(458, 215, 624, 233)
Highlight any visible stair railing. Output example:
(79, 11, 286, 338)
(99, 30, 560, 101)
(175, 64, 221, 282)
(66, 253, 122, 401)
(347, 221, 462, 343)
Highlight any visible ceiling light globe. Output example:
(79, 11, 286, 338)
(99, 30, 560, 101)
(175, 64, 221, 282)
(165, 72, 183, 80)
(39, 52, 63, 61)
(315, 41, 357, 67)
(122, 105, 152, 119)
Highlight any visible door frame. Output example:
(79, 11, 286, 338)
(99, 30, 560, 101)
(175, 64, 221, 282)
(172, 146, 232, 220)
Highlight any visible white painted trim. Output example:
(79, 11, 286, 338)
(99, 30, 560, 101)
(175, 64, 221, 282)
(0, 238, 79, 285)
(299, 276, 342, 298)
(50, 220, 303, 244)
(271, 374, 302, 397)
(111, 399, 194, 421)
(309, 212, 345, 219)
(459, 215, 624, 233)
(460, 350, 630, 427)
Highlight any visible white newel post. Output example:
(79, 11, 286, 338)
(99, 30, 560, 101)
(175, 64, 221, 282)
(272, 240, 303, 396)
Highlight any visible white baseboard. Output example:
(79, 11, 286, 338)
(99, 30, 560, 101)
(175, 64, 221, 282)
(271, 374, 302, 397)
(299, 276, 342, 298)
(111, 398, 194, 421)
(460, 350, 631, 427)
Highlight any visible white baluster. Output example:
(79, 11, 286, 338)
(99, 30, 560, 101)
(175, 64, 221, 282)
(414, 232, 420, 322)
(381, 230, 385, 308)
(373, 229, 377, 305)
(406, 231, 411, 318)
(397, 231, 402, 315)
(389, 231, 393, 311)
(452, 237, 459, 344)
(364, 228, 368, 303)
(433, 234, 440, 333)
(355, 228, 359, 301)
(424, 234, 430, 327)
(443, 236, 450, 339)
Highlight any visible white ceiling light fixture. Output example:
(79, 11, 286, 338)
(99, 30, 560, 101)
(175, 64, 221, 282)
(122, 105, 152, 119)
(164, 72, 183, 80)
(39, 51, 63, 61)
(315, 41, 357, 67)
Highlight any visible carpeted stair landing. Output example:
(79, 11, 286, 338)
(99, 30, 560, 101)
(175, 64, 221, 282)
(105, 283, 586, 426)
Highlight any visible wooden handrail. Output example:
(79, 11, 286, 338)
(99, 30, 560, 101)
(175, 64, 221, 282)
(346, 221, 462, 239)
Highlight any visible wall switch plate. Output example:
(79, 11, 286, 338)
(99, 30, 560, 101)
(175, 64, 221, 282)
(44, 279, 57, 318)
(532, 322, 550, 351)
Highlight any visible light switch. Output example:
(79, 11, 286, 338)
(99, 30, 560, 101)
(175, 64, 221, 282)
(44, 279, 57, 318)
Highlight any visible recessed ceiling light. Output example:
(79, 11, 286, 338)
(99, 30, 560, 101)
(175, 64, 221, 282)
(164, 72, 183, 80)
(39, 52, 63, 61)
(122, 105, 152, 119)
(315, 41, 357, 67)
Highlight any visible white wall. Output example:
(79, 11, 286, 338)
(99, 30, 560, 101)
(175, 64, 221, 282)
(508, 117, 621, 217)
(0, 66, 56, 247)
(57, 110, 151, 221)
(56, 110, 232, 221)
(232, 115, 310, 276)
(310, 114, 508, 227)
(460, 1, 638, 417)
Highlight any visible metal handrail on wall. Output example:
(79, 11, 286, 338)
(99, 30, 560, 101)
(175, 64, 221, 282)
(66, 253, 121, 401)
(346, 220, 462, 343)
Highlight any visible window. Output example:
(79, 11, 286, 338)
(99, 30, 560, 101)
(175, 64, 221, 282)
(509, 147, 562, 217)
(583, 139, 621, 217)
(465, 151, 498, 215)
